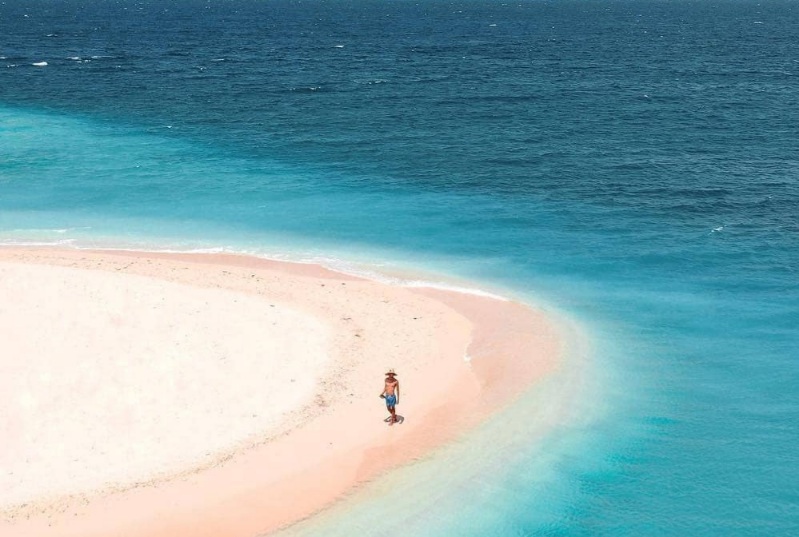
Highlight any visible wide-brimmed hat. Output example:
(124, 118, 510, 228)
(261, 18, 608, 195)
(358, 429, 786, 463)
(385, 369, 397, 376)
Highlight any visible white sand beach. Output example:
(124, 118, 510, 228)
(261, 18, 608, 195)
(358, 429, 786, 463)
(0, 247, 561, 537)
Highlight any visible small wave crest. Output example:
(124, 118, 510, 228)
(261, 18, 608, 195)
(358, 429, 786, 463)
(0, 238, 77, 247)
(0, 227, 93, 248)
(289, 86, 323, 93)
(355, 79, 388, 86)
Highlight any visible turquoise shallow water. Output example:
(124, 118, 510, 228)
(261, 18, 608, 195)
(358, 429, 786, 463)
(2, 0, 798, 534)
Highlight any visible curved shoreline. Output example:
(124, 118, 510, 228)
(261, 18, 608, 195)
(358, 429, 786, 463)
(0, 246, 562, 537)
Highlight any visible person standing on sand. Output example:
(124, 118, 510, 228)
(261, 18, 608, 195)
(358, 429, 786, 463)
(381, 369, 400, 425)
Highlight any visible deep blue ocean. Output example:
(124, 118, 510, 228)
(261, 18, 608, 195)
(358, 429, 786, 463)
(2, 0, 798, 535)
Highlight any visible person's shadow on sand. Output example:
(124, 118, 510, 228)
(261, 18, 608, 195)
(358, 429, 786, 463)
(384, 415, 405, 425)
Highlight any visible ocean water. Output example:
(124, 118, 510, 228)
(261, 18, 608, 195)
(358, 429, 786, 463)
(2, 0, 798, 535)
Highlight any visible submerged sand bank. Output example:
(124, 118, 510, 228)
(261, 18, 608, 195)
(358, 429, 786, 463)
(0, 247, 561, 537)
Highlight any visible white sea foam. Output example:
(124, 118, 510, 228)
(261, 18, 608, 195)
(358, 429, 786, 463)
(0, 238, 76, 247)
(153, 246, 246, 255)
(0, 228, 94, 248)
(32, 61, 48, 67)
(402, 280, 510, 300)
(292, 255, 511, 300)
(7, 227, 91, 234)
(298, 256, 516, 303)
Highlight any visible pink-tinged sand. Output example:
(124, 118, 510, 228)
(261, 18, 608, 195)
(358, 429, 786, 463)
(0, 247, 561, 537)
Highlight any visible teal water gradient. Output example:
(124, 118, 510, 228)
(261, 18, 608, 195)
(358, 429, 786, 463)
(2, 0, 798, 534)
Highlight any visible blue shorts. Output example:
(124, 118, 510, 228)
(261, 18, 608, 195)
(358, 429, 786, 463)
(385, 394, 397, 408)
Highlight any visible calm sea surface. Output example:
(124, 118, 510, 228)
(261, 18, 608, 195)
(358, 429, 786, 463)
(1, 0, 798, 535)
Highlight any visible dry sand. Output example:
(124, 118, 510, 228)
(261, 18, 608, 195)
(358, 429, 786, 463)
(0, 247, 561, 537)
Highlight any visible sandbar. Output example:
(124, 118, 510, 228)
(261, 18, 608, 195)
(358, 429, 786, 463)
(0, 246, 561, 537)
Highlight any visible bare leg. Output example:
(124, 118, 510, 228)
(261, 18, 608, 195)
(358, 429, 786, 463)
(388, 406, 396, 425)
